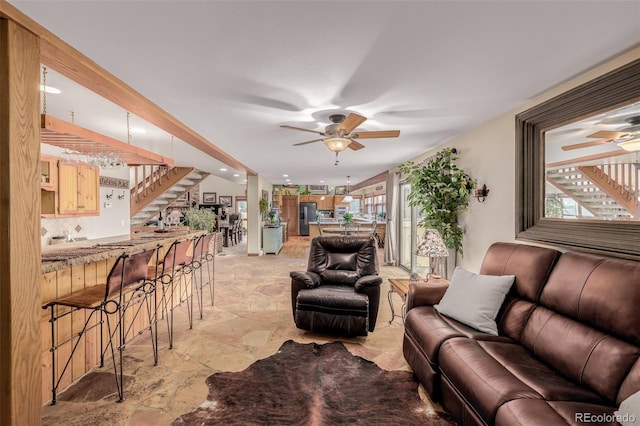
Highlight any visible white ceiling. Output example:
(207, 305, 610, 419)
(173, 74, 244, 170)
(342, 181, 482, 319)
(9, 0, 640, 188)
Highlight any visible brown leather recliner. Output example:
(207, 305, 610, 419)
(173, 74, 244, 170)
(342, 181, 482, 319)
(290, 236, 382, 336)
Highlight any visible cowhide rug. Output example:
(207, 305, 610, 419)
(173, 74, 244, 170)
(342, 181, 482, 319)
(173, 340, 456, 425)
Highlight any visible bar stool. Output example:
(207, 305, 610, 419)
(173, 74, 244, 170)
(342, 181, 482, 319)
(149, 238, 193, 349)
(43, 247, 160, 404)
(190, 233, 216, 319)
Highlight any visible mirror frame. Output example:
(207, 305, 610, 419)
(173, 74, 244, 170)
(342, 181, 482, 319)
(516, 58, 640, 260)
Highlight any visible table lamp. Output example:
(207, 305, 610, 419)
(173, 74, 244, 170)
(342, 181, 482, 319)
(415, 229, 449, 279)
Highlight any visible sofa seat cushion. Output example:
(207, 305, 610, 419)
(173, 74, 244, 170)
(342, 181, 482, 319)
(439, 337, 542, 423)
(405, 306, 513, 364)
(478, 340, 608, 405)
(495, 399, 617, 426)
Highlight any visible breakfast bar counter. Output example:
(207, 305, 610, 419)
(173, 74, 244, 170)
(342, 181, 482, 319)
(41, 229, 201, 274)
(39, 229, 210, 404)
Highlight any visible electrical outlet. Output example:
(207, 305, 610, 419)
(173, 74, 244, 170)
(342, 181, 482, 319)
(104, 202, 112, 208)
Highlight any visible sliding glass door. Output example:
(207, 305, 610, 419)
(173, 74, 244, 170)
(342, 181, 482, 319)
(397, 181, 429, 275)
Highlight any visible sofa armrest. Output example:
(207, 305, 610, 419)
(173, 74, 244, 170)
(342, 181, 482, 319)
(406, 281, 449, 312)
(355, 275, 383, 291)
(290, 271, 321, 288)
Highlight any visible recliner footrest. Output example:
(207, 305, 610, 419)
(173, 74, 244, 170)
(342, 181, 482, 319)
(295, 286, 369, 336)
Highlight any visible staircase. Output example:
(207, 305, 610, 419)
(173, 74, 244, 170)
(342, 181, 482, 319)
(130, 166, 209, 227)
(546, 164, 639, 219)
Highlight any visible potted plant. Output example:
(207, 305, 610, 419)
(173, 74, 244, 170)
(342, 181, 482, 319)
(259, 197, 270, 223)
(184, 208, 216, 232)
(399, 147, 476, 253)
(342, 212, 354, 229)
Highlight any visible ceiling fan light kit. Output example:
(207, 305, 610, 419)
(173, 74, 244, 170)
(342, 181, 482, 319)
(324, 137, 352, 152)
(281, 113, 400, 163)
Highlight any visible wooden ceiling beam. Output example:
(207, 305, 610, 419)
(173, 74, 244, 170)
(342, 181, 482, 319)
(0, 0, 255, 175)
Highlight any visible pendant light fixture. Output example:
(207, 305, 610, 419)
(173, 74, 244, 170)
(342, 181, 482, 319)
(342, 176, 353, 203)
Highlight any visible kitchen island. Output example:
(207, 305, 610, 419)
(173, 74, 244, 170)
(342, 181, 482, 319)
(40, 229, 212, 404)
(309, 220, 385, 245)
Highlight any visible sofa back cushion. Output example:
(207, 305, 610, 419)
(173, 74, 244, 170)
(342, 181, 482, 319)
(479, 242, 561, 302)
(520, 306, 638, 404)
(540, 252, 640, 345)
(479, 243, 560, 341)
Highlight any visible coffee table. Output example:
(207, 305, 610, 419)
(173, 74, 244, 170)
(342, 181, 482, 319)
(387, 277, 450, 323)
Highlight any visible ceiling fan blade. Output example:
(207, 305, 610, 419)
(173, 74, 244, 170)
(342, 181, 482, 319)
(561, 139, 611, 151)
(281, 125, 326, 136)
(292, 139, 323, 146)
(587, 130, 627, 139)
(347, 139, 366, 151)
(338, 113, 367, 134)
(351, 130, 400, 139)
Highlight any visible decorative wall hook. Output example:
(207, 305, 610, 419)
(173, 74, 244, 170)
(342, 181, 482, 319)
(106, 190, 114, 200)
(474, 184, 490, 202)
(117, 191, 125, 200)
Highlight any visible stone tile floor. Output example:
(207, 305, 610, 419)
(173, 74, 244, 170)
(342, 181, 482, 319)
(41, 238, 440, 425)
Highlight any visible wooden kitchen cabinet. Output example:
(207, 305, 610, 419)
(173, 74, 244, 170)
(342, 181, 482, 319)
(40, 155, 57, 190)
(54, 160, 100, 216)
(58, 161, 79, 214)
(77, 164, 99, 214)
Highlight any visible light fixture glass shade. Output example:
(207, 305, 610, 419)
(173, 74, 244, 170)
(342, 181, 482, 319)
(341, 195, 354, 203)
(618, 138, 640, 151)
(324, 137, 352, 152)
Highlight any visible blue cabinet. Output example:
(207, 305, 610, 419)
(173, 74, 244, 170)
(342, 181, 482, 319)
(262, 226, 283, 254)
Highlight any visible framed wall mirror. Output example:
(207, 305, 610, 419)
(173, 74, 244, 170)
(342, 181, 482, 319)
(516, 58, 640, 260)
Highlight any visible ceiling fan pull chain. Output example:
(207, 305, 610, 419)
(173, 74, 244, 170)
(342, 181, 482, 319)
(41, 66, 47, 115)
(334, 151, 339, 166)
(126, 111, 131, 144)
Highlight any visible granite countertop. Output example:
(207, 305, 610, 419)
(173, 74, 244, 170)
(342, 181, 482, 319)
(41, 230, 205, 274)
(309, 220, 380, 225)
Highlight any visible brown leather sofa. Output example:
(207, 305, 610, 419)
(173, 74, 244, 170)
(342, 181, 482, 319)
(290, 236, 382, 336)
(403, 242, 640, 425)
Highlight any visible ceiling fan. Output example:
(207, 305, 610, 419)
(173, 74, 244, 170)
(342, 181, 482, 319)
(561, 115, 640, 151)
(281, 113, 400, 163)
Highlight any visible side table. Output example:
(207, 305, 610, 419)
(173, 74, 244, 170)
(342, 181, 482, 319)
(387, 277, 450, 323)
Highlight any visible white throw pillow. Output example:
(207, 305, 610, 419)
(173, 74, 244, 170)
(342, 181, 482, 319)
(615, 390, 640, 426)
(434, 266, 515, 335)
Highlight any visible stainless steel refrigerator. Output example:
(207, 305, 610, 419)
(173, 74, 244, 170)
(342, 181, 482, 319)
(299, 202, 317, 236)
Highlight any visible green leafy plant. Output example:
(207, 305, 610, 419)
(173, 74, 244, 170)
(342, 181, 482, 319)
(184, 208, 216, 232)
(297, 185, 310, 195)
(399, 147, 476, 252)
(259, 197, 270, 218)
(343, 212, 353, 223)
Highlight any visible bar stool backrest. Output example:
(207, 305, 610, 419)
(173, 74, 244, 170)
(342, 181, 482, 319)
(161, 239, 193, 273)
(105, 249, 155, 298)
(198, 233, 215, 260)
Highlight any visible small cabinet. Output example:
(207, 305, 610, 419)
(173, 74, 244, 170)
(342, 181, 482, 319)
(47, 159, 100, 216)
(262, 226, 283, 254)
(40, 155, 57, 190)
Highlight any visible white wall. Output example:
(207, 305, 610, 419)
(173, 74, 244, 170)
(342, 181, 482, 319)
(199, 174, 246, 209)
(246, 175, 273, 255)
(399, 46, 640, 272)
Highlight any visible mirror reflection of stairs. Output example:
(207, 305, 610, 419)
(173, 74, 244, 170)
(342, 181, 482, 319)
(130, 166, 209, 227)
(546, 164, 638, 219)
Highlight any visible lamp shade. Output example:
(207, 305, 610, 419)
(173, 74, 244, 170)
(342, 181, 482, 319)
(324, 137, 352, 152)
(416, 229, 449, 258)
(341, 195, 354, 203)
